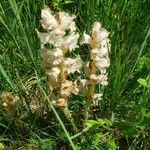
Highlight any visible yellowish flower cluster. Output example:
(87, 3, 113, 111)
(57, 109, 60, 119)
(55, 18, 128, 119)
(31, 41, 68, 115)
(1, 92, 20, 116)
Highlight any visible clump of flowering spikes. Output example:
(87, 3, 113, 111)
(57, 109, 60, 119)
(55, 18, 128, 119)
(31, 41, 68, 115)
(80, 22, 111, 122)
(36, 7, 81, 130)
(1, 92, 20, 117)
(36, 7, 111, 129)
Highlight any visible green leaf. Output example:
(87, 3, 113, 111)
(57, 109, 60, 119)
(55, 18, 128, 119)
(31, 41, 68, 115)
(144, 57, 150, 70)
(115, 121, 138, 137)
(0, 143, 5, 150)
(137, 78, 147, 87)
(138, 109, 150, 126)
(107, 139, 117, 150)
(86, 120, 99, 128)
(98, 119, 112, 126)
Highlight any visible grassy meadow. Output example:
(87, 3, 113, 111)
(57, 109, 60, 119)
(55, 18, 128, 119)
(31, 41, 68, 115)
(0, 0, 150, 149)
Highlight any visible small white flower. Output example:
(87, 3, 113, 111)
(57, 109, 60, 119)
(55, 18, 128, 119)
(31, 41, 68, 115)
(36, 30, 50, 48)
(40, 48, 63, 68)
(90, 74, 108, 85)
(96, 74, 108, 85)
(61, 80, 79, 97)
(99, 39, 109, 56)
(60, 32, 79, 51)
(41, 7, 58, 30)
(64, 58, 82, 74)
(92, 93, 103, 106)
(80, 79, 88, 88)
(97, 29, 109, 41)
(91, 48, 99, 59)
(95, 57, 110, 70)
(52, 48, 63, 65)
(92, 22, 102, 34)
(59, 12, 76, 31)
(80, 32, 91, 45)
(90, 74, 98, 81)
(46, 67, 60, 80)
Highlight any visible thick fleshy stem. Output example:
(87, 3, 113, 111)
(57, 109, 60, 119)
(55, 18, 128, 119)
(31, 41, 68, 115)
(84, 59, 97, 125)
(83, 37, 98, 125)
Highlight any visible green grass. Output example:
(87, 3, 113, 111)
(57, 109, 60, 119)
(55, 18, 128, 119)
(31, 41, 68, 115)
(0, 0, 150, 149)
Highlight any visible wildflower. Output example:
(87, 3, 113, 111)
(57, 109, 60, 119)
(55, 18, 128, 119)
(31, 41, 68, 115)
(61, 80, 79, 97)
(40, 48, 63, 68)
(35, 30, 50, 48)
(92, 93, 103, 106)
(1, 92, 20, 116)
(52, 48, 64, 65)
(56, 98, 66, 107)
(58, 12, 76, 31)
(60, 32, 79, 52)
(64, 58, 82, 74)
(46, 67, 60, 81)
(79, 79, 89, 91)
(2, 92, 19, 108)
(92, 22, 102, 34)
(41, 7, 58, 30)
(95, 57, 110, 69)
(80, 32, 91, 45)
(90, 74, 108, 85)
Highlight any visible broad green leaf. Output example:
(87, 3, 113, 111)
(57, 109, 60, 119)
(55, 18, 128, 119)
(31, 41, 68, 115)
(98, 119, 112, 126)
(86, 120, 99, 128)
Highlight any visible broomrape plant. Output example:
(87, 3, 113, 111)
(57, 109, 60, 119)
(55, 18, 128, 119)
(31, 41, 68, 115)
(36, 7, 111, 131)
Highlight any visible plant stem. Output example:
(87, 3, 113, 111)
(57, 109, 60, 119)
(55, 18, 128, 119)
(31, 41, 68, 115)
(59, 61, 78, 132)
(84, 59, 96, 125)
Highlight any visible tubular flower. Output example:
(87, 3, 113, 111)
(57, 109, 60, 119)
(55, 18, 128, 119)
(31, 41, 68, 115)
(58, 12, 76, 31)
(92, 93, 103, 106)
(40, 7, 58, 30)
(61, 80, 79, 98)
(64, 58, 82, 74)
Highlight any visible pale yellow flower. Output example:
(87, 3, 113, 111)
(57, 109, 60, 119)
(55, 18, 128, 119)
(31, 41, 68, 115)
(41, 47, 63, 67)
